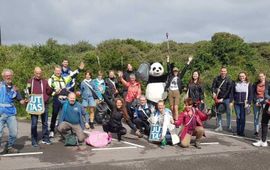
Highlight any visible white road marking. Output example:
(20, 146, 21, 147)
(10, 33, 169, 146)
(0, 152, 43, 157)
(206, 130, 270, 142)
(92, 146, 137, 151)
(121, 141, 145, 148)
(200, 142, 219, 145)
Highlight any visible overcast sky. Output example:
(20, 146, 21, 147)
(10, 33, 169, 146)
(0, 0, 269, 45)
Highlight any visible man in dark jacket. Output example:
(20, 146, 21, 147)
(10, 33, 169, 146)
(211, 66, 233, 132)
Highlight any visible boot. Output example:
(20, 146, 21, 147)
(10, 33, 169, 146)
(90, 122, 95, 129)
(194, 140, 201, 149)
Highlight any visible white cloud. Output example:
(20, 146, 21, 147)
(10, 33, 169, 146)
(0, 0, 269, 45)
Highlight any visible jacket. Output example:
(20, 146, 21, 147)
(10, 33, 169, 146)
(188, 82, 204, 102)
(27, 78, 52, 104)
(230, 81, 253, 104)
(211, 75, 232, 99)
(252, 81, 269, 103)
(165, 63, 189, 93)
(175, 108, 207, 141)
(59, 101, 85, 129)
(0, 81, 22, 116)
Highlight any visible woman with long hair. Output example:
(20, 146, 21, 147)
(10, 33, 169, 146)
(230, 72, 252, 136)
(187, 71, 204, 110)
(102, 98, 142, 141)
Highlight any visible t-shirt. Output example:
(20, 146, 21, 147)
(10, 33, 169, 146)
(169, 77, 179, 91)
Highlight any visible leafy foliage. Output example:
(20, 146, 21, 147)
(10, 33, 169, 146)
(0, 32, 270, 116)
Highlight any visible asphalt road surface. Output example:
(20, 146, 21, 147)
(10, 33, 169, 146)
(0, 114, 270, 170)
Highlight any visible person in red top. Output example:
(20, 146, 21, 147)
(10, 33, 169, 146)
(118, 72, 141, 120)
(26, 67, 53, 147)
(175, 98, 209, 149)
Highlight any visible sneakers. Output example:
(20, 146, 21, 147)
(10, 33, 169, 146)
(85, 123, 90, 129)
(135, 130, 143, 138)
(252, 140, 268, 147)
(254, 132, 259, 137)
(49, 131, 54, 138)
(215, 126, 223, 132)
(41, 140, 52, 145)
(3, 147, 19, 154)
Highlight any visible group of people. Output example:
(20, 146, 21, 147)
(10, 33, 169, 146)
(0, 57, 270, 154)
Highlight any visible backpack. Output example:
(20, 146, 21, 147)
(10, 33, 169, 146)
(85, 131, 112, 148)
(64, 133, 79, 146)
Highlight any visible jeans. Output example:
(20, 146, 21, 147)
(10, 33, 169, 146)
(217, 98, 231, 128)
(31, 104, 49, 144)
(261, 105, 270, 142)
(0, 113, 17, 147)
(234, 103, 246, 135)
(253, 103, 263, 133)
(50, 96, 62, 132)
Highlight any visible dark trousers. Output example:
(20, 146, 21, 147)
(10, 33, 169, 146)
(50, 97, 62, 132)
(31, 104, 49, 144)
(234, 104, 246, 136)
(133, 118, 150, 135)
(102, 123, 127, 141)
(261, 108, 270, 142)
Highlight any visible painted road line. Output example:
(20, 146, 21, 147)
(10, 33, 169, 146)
(219, 119, 270, 125)
(206, 130, 270, 142)
(200, 142, 219, 145)
(121, 141, 145, 148)
(92, 146, 137, 151)
(0, 152, 43, 157)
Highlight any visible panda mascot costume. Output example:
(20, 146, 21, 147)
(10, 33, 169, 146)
(137, 57, 172, 104)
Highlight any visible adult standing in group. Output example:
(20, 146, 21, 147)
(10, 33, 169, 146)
(253, 80, 270, 147)
(118, 72, 141, 120)
(80, 71, 97, 129)
(105, 70, 119, 104)
(253, 73, 268, 136)
(48, 62, 84, 138)
(0, 69, 26, 154)
(230, 72, 252, 136)
(166, 56, 193, 120)
(187, 70, 204, 111)
(122, 64, 136, 98)
(26, 67, 53, 147)
(212, 66, 233, 132)
(61, 59, 76, 92)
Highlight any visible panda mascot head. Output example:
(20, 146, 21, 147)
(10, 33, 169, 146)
(149, 62, 164, 77)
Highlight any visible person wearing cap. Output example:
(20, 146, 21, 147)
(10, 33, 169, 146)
(165, 56, 193, 120)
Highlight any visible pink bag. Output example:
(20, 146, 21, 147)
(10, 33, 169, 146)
(85, 131, 112, 148)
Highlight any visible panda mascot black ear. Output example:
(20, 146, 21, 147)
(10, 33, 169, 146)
(136, 62, 150, 82)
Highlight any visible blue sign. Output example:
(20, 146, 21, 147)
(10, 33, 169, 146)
(26, 94, 45, 115)
(149, 124, 162, 142)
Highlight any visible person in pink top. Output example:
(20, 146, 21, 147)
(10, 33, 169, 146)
(118, 71, 141, 120)
(175, 98, 209, 149)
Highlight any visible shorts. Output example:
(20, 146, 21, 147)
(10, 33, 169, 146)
(168, 90, 180, 106)
(82, 98, 96, 107)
